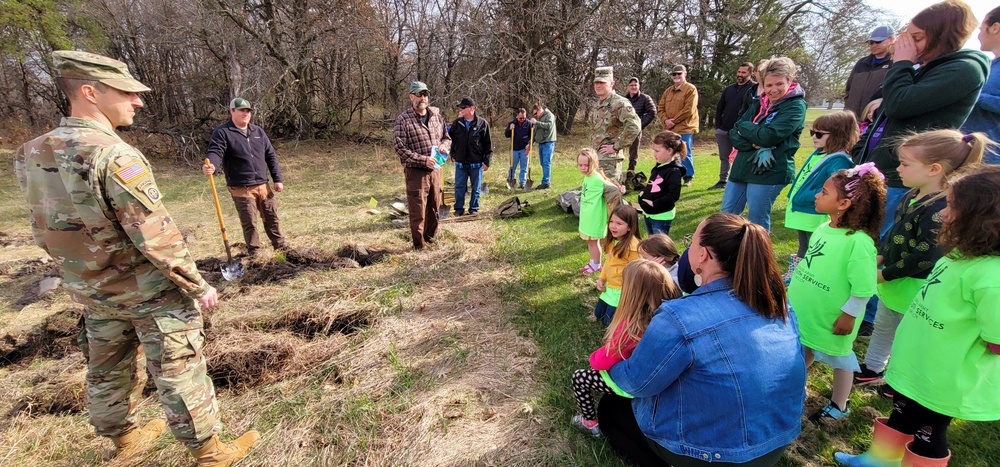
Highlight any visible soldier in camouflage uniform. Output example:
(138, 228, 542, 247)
(591, 66, 641, 184)
(13, 51, 258, 466)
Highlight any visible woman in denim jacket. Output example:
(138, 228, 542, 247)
(599, 213, 807, 466)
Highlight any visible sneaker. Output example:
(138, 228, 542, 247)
(809, 400, 849, 424)
(468, 210, 478, 216)
(708, 181, 727, 190)
(571, 415, 601, 437)
(853, 363, 885, 386)
(580, 264, 601, 275)
(536, 183, 550, 190)
(877, 384, 897, 399)
(682, 177, 693, 187)
(518, 183, 524, 189)
(858, 320, 875, 338)
(454, 211, 465, 216)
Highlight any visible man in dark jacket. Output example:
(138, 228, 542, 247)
(448, 97, 492, 215)
(625, 77, 657, 177)
(203, 98, 289, 256)
(844, 26, 894, 117)
(712, 62, 755, 190)
(504, 109, 533, 189)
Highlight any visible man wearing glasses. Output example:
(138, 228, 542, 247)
(393, 81, 452, 250)
(657, 64, 699, 187)
(204, 97, 290, 257)
(844, 26, 895, 117)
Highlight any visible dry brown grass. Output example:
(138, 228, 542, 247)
(0, 141, 552, 466)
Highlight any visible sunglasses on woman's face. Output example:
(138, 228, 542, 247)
(809, 130, 830, 138)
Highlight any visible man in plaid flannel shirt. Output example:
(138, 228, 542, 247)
(393, 81, 452, 249)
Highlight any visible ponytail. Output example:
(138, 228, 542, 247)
(699, 214, 788, 321)
(733, 223, 788, 321)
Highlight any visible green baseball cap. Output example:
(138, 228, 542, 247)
(52, 50, 151, 93)
(409, 81, 429, 94)
(230, 98, 253, 110)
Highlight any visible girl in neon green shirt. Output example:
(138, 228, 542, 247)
(836, 162, 1000, 467)
(787, 164, 885, 424)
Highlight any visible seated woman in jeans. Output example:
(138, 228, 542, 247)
(723, 57, 807, 231)
(598, 213, 806, 467)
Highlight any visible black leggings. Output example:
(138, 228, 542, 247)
(886, 391, 953, 459)
(796, 230, 812, 258)
(572, 369, 614, 420)
(597, 394, 787, 467)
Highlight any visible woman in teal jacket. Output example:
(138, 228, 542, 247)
(722, 57, 807, 232)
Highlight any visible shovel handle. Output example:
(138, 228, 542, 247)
(205, 159, 235, 261)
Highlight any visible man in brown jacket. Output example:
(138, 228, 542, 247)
(657, 64, 699, 186)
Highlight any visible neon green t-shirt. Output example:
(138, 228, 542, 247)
(876, 277, 923, 312)
(599, 286, 623, 307)
(885, 255, 1000, 420)
(784, 151, 827, 232)
(579, 173, 608, 238)
(787, 222, 878, 356)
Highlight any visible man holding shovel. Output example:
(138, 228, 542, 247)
(529, 103, 556, 189)
(447, 97, 492, 216)
(203, 98, 289, 257)
(14, 51, 258, 465)
(504, 108, 533, 189)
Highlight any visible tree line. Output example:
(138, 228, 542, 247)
(1, 0, 887, 147)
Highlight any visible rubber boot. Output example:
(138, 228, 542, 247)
(190, 431, 261, 467)
(111, 419, 166, 457)
(901, 441, 950, 467)
(834, 417, 913, 466)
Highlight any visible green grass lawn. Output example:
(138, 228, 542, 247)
(488, 108, 1000, 466)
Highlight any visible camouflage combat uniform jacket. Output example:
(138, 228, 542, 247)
(14, 117, 209, 308)
(591, 92, 641, 181)
(591, 91, 641, 154)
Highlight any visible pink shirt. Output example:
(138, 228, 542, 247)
(589, 321, 640, 370)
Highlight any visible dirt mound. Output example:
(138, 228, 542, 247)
(7, 359, 87, 417)
(197, 245, 391, 286)
(335, 243, 391, 267)
(0, 308, 82, 368)
(0, 258, 59, 278)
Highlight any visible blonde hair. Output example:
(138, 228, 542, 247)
(899, 129, 990, 175)
(861, 98, 883, 122)
(763, 56, 796, 81)
(579, 147, 600, 176)
(605, 260, 681, 357)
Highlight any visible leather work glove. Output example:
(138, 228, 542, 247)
(751, 147, 775, 175)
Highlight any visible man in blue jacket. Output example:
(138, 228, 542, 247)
(203, 98, 289, 257)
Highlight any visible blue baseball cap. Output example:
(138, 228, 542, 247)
(869, 26, 893, 42)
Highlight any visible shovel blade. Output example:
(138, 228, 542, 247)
(481, 182, 489, 195)
(439, 205, 451, 219)
(524, 168, 534, 192)
(220, 260, 245, 281)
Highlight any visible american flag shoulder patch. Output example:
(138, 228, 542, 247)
(115, 162, 148, 184)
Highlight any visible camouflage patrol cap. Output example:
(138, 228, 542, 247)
(594, 67, 614, 83)
(52, 50, 151, 93)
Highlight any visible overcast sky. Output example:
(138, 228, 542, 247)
(865, 0, 993, 52)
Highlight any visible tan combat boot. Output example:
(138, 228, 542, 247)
(190, 431, 261, 466)
(111, 419, 167, 457)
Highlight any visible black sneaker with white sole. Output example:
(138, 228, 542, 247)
(853, 363, 885, 386)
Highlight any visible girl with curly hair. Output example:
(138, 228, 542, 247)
(787, 162, 886, 423)
(836, 164, 1000, 467)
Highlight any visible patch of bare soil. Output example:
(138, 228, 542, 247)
(261, 307, 371, 339)
(0, 308, 82, 368)
(195, 244, 392, 286)
(0, 232, 33, 248)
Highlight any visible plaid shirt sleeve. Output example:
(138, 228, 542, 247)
(394, 110, 431, 168)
